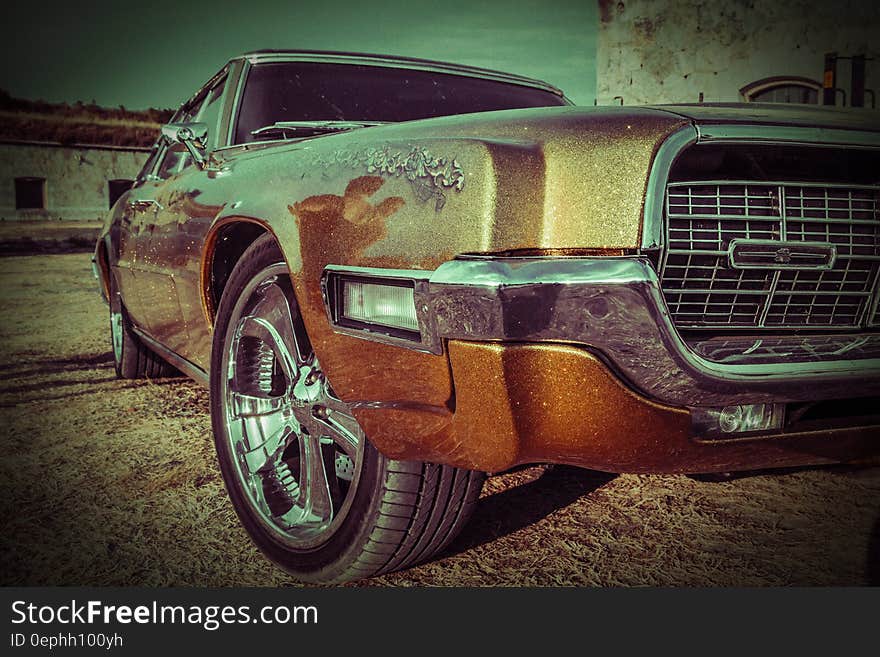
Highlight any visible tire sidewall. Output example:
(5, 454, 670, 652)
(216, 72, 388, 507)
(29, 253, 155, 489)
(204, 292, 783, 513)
(209, 235, 389, 583)
(109, 271, 139, 379)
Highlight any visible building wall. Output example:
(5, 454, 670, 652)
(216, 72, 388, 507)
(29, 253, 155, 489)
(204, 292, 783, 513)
(0, 142, 149, 221)
(596, 0, 880, 106)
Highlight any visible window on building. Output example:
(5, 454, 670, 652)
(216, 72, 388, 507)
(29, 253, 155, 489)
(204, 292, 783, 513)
(108, 179, 134, 208)
(14, 177, 46, 210)
(740, 77, 821, 104)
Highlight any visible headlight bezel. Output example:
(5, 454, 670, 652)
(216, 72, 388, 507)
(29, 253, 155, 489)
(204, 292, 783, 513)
(321, 266, 441, 354)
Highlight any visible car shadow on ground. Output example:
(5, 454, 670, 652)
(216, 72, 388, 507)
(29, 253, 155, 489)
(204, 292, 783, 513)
(0, 375, 120, 395)
(0, 352, 114, 378)
(444, 465, 616, 557)
(0, 351, 183, 407)
(689, 461, 880, 483)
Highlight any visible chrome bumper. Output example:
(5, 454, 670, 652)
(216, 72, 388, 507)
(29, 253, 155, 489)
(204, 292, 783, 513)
(324, 257, 880, 408)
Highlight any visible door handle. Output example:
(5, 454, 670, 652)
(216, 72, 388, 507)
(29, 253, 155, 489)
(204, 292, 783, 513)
(128, 198, 164, 211)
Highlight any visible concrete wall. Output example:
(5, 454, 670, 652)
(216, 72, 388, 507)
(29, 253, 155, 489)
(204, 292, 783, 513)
(0, 142, 149, 221)
(596, 0, 880, 106)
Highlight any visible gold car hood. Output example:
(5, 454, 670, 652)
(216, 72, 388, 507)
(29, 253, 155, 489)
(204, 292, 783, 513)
(216, 105, 691, 259)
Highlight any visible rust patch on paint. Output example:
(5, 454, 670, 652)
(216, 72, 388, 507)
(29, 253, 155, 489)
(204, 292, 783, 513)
(289, 175, 455, 409)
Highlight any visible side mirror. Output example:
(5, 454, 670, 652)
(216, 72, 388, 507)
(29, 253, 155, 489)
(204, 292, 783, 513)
(161, 122, 208, 168)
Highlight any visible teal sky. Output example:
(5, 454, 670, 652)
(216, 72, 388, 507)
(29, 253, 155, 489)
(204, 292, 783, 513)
(1, 0, 597, 110)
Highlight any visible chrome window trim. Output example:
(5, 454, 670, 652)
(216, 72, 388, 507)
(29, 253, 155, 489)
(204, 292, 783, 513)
(146, 69, 231, 180)
(225, 58, 251, 147)
(216, 59, 244, 150)
(323, 258, 880, 408)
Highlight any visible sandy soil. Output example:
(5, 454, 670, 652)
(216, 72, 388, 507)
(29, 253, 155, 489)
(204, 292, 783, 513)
(1, 253, 878, 586)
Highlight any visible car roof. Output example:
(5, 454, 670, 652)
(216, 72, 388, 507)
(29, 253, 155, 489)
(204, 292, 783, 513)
(233, 49, 565, 97)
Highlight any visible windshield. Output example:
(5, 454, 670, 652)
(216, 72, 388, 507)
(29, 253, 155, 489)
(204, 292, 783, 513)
(233, 61, 567, 144)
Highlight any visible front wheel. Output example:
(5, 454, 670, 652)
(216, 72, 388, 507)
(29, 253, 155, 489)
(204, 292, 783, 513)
(210, 235, 484, 583)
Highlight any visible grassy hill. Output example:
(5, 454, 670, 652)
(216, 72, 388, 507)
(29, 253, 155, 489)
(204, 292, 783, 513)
(0, 90, 173, 148)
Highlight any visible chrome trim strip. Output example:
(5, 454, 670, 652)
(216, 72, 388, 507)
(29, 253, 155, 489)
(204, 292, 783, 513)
(323, 258, 880, 407)
(641, 125, 698, 250)
(695, 124, 880, 149)
(131, 327, 209, 386)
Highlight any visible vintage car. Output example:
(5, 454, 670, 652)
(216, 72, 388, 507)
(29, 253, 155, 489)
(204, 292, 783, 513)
(94, 49, 880, 583)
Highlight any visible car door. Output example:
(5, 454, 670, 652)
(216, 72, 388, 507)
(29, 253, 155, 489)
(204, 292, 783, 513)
(166, 73, 232, 370)
(112, 142, 163, 333)
(136, 71, 230, 365)
(125, 100, 203, 354)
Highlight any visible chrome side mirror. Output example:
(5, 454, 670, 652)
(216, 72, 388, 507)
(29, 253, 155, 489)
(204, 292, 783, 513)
(161, 122, 208, 168)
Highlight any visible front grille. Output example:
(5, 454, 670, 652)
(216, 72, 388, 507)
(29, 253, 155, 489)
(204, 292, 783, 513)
(660, 181, 880, 329)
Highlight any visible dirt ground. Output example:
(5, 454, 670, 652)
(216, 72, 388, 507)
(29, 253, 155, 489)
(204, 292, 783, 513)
(1, 253, 879, 587)
(0, 220, 101, 255)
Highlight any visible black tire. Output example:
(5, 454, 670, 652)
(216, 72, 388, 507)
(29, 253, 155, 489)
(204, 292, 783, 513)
(210, 234, 484, 583)
(109, 270, 177, 379)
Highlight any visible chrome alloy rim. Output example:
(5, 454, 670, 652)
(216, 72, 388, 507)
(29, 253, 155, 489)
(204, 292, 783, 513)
(220, 264, 365, 549)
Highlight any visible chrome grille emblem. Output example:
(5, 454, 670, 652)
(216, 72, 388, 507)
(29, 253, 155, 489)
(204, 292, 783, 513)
(728, 239, 837, 271)
(774, 247, 792, 264)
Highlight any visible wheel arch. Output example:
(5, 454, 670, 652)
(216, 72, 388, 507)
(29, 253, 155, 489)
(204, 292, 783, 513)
(201, 217, 297, 328)
(94, 237, 112, 301)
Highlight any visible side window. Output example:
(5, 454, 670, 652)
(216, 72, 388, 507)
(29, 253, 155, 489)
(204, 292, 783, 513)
(154, 103, 199, 180)
(150, 69, 228, 180)
(156, 143, 191, 179)
(196, 76, 227, 150)
(136, 144, 162, 182)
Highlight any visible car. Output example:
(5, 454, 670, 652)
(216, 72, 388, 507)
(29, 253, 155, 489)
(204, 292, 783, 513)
(94, 49, 880, 584)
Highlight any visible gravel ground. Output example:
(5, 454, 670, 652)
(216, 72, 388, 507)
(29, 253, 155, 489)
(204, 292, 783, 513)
(1, 253, 879, 587)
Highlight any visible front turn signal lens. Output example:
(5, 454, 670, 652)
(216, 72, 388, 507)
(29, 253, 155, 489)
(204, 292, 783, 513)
(341, 279, 419, 332)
